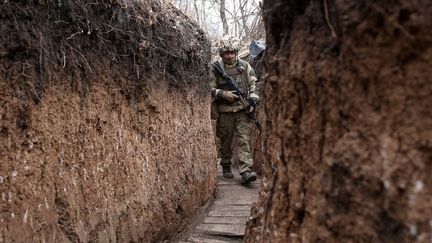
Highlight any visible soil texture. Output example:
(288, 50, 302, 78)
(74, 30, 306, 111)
(246, 0, 432, 242)
(0, 1, 216, 242)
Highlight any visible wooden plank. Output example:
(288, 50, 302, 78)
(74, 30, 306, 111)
(217, 179, 260, 186)
(182, 166, 260, 242)
(208, 210, 251, 217)
(203, 216, 248, 225)
(195, 224, 245, 237)
(217, 185, 260, 192)
(211, 205, 251, 211)
(214, 194, 258, 202)
(187, 235, 232, 243)
(214, 197, 258, 204)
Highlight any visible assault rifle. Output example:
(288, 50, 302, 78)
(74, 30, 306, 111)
(212, 62, 262, 133)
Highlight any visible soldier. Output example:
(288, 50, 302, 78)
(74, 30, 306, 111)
(210, 36, 259, 185)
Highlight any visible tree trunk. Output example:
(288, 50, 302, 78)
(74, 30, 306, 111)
(219, 0, 229, 35)
(193, 0, 200, 25)
(239, 0, 250, 38)
(233, 0, 238, 36)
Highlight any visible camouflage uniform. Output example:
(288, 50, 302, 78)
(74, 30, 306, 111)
(210, 58, 258, 174)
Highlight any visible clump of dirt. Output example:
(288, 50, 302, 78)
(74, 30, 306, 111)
(246, 0, 432, 242)
(0, 1, 216, 242)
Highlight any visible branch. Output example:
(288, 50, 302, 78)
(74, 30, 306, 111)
(323, 0, 337, 39)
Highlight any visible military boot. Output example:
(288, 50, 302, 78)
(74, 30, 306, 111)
(241, 171, 257, 185)
(222, 166, 234, 179)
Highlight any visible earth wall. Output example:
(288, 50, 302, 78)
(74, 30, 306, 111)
(0, 1, 216, 242)
(247, 0, 432, 242)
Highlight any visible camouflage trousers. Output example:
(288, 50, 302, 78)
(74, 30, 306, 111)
(216, 110, 253, 174)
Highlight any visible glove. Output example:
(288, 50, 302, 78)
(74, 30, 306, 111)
(247, 93, 259, 113)
(221, 90, 239, 103)
(249, 93, 260, 103)
(247, 97, 257, 108)
(246, 98, 256, 113)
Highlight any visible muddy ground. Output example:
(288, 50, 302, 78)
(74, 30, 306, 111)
(247, 0, 432, 242)
(0, 1, 216, 242)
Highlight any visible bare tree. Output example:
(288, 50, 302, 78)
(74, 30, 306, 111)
(172, 0, 263, 40)
(200, 0, 208, 32)
(219, 0, 229, 35)
(193, 0, 200, 25)
(238, 0, 250, 37)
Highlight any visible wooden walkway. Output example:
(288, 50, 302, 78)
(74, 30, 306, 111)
(180, 167, 260, 243)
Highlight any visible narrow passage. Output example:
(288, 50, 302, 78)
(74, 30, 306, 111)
(180, 166, 260, 243)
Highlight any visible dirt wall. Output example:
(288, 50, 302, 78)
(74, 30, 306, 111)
(247, 0, 432, 242)
(250, 54, 265, 174)
(0, 1, 216, 242)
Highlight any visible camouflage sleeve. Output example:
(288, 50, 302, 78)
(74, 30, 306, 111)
(247, 63, 259, 101)
(210, 69, 223, 99)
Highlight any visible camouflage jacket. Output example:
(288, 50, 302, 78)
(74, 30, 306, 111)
(210, 59, 259, 113)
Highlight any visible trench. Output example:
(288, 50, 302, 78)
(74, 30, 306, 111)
(1, 1, 431, 243)
(0, 1, 263, 242)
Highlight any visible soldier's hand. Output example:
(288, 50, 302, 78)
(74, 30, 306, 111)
(221, 91, 238, 102)
(247, 98, 256, 113)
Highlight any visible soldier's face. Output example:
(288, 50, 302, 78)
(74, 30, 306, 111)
(221, 51, 236, 65)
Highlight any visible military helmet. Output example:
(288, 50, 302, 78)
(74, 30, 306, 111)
(217, 36, 241, 54)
